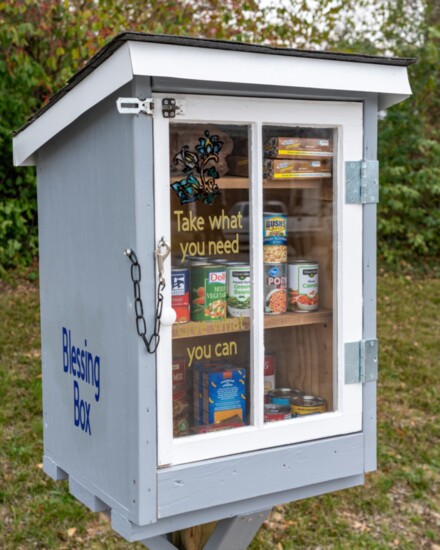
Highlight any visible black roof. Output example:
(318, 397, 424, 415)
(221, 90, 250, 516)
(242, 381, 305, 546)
(14, 32, 416, 137)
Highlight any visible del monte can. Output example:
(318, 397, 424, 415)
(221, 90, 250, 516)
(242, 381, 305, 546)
(191, 265, 227, 322)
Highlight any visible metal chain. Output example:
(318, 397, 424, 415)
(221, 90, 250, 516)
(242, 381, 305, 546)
(124, 243, 169, 354)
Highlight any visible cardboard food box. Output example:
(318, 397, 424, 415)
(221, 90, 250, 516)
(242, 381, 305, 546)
(264, 158, 332, 179)
(227, 155, 249, 177)
(264, 137, 333, 159)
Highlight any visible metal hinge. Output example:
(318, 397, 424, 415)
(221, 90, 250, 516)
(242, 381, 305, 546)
(116, 97, 184, 118)
(345, 160, 379, 204)
(345, 339, 378, 384)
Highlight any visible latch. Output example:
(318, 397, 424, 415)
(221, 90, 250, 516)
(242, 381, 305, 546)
(116, 97, 184, 117)
(345, 160, 379, 204)
(345, 339, 378, 384)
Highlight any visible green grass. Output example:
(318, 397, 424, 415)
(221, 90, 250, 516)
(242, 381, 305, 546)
(1, 272, 439, 549)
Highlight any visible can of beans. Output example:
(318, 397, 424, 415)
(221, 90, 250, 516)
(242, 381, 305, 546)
(288, 260, 319, 312)
(264, 403, 291, 422)
(264, 353, 276, 398)
(171, 268, 190, 323)
(263, 212, 287, 263)
(291, 395, 326, 417)
(191, 265, 227, 322)
(269, 388, 304, 406)
(227, 264, 251, 317)
(264, 264, 287, 314)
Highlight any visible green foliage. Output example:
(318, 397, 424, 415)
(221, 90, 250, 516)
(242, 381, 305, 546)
(0, 0, 438, 270)
(378, 22, 440, 265)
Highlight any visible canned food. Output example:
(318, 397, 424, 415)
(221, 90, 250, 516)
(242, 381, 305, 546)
(268, 387, 304, 406)
(263, 212, 287, 263)
(191, 265, 227, 322)
(171, 268, 190, 323)
(227, 264, 251, 317)
(288, 261, 319, 312)
(291, 395, 326, 417)
(264, 404, 291, 422)
(264, 264, 287, 314)
(187, 256, 210, 266)
(264, 353, 276, 396)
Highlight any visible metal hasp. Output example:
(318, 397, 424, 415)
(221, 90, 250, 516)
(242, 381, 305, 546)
(345, 160, 379, 204)
(345, 339, 378, 384)
(116, 97, 184, 117)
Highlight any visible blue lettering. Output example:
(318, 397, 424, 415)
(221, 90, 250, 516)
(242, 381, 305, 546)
(73, 380, 91, 435)
(78, 348, 84, 380)
(71, 345, 77, 376)
(94, 357, 100, 402)
(74, 380, 80, 427)
(62, 327, 68, 372)
(81, 350, 85, 380)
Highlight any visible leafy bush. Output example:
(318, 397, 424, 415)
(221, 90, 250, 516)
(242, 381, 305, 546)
(378, 25, 440, 266)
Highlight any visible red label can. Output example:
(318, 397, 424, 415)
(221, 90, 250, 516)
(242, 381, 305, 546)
(264, 403, 291, 422)
(171, 268, 190, 323)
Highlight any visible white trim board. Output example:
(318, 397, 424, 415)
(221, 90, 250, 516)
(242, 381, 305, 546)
(13, 40, 411, 167)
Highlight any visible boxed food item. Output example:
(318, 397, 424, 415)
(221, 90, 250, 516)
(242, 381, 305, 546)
(193, 363, 246, 426)
(264, 158, 332, 179)
(264, 137, 333, 159)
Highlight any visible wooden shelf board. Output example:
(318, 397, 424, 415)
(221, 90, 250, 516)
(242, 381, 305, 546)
(172, 310, 332, 339)
(170, 176, 333, 191)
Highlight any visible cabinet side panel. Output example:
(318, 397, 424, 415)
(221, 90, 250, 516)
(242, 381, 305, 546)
(38, 85, 144, 515)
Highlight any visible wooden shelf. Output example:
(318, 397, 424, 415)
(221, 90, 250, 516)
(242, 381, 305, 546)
(170, 176, 332, 191)
(172, 310, 332, 339)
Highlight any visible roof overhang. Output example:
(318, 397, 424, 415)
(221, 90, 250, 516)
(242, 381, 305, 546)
(13, 35, 413, 167)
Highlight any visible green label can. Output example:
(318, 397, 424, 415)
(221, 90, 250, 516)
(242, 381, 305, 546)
(226, 264, 251, 317)
(191, 265, 227, 322)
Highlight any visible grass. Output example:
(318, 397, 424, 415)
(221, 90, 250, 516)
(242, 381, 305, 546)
(1, 271, 439, 549)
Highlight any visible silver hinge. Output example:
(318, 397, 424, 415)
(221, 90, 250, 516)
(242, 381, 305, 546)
(116, 97, 184, 118)
(345, 339, 378, 384)
(345, 160, 379, 204)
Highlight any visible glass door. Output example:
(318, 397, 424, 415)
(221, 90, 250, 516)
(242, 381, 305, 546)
(154, 94, 364, 467)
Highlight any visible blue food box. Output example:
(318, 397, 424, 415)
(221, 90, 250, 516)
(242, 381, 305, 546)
(202, 367, 246, 424)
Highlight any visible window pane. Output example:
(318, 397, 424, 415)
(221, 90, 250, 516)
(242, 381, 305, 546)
(169, 123, 252, 438)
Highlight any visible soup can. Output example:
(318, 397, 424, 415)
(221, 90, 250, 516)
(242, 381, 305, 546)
(268, 388, 304, 407)
(171, 268, 190, 323)
(263, 212, 287, 263)
(227, 264, 251, 317)
(264, 264, 287, 314)
(190, 265, 227, 322)
(264, 403, 291, 422)
(291, 395, 326, 417)
(288, 260, 319, 312)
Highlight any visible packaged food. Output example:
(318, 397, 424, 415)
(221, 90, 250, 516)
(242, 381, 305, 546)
(264, 158, 332, 179)
(264, 264, 287, 314)
(171, 268, 190, 323)
(264, 404, 291, 422)
(191, 265, 227, 322)
(264, 353, 276, 397)
(264, 137, 333, 159)
(288, 261, 319, 312)
(263, 212, 287, 263)
(227, 264, 251, 317)
(291, 395, 326, 417)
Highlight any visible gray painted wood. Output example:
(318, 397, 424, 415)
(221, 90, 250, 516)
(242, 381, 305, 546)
(362, 96, 378, 472)
(112, 474, 364, 541)
(157, 433, 363, 518)
(129, 75, 159, 525)
(204, 509, 271, 550)
(37, 83, 146, 521)
(69, 477, 110, 512)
